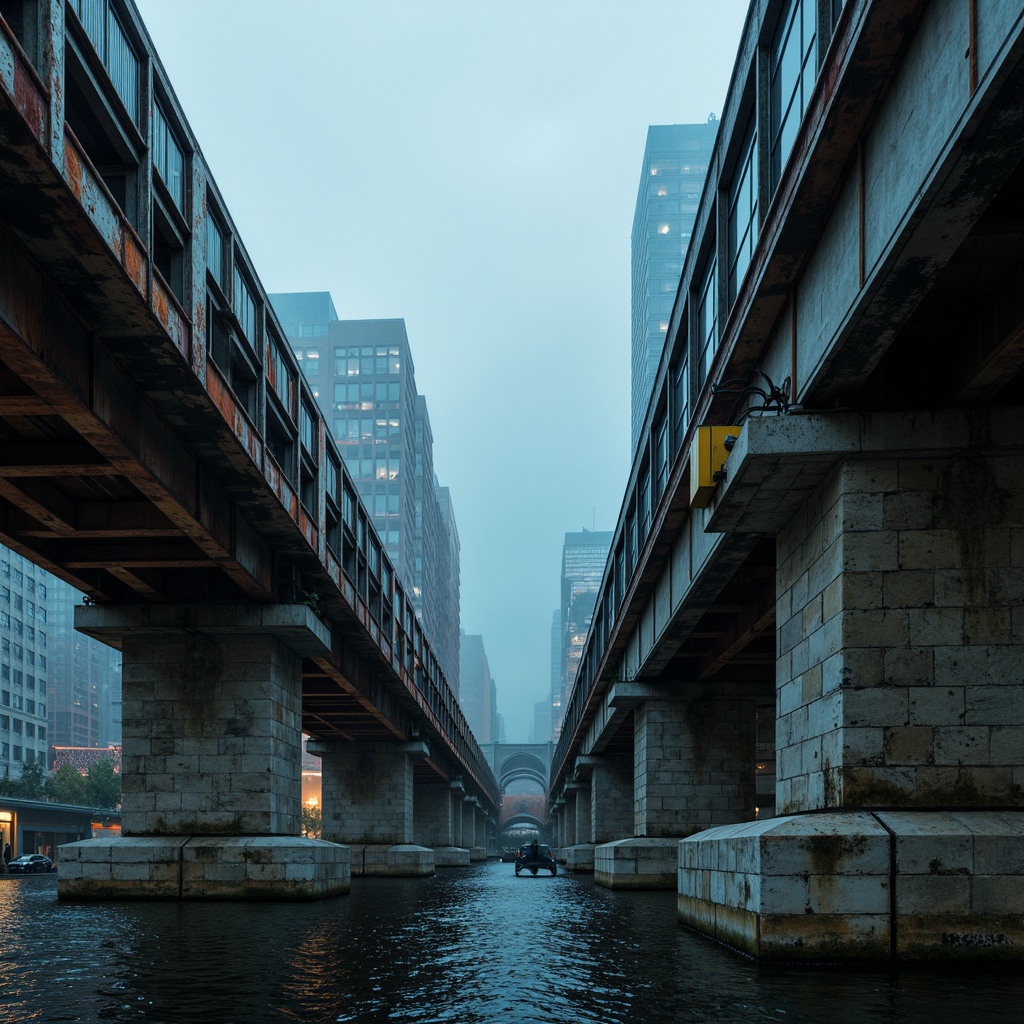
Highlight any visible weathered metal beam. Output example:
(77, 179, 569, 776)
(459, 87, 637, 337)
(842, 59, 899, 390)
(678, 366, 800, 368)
(0, 441, 115, 476)
(696, 578, 776, 681)
(949, 259, 1024, 403)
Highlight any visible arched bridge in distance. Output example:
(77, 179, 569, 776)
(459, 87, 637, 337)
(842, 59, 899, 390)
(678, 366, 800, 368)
(0, 0, 498, 899)
(482, 743, 553, 842)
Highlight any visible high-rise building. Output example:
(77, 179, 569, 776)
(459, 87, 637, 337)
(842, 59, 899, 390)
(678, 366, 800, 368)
(46, 577, 122, 754)
(459, 631, 495, 744)
(558, 530, 613, 738)
(0, 550, 50, 776)
(546, 608, 561, 743)
(270, 293, 460, 692)
(435, 485, 461, 698)
(630, 120, 718, 451)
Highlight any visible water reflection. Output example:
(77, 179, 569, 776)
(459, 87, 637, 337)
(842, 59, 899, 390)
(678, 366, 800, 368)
(1, 865, 1021, 1023)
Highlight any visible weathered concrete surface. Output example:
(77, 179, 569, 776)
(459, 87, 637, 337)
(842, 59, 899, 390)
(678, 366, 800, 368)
(57, 836, 350, 900)
(431, 846, 471, 867)
(678, 811, 1024, 960)
(564, 843, 596, 873)
(348, 844, 434, 877)
(595, 837, 680, 890)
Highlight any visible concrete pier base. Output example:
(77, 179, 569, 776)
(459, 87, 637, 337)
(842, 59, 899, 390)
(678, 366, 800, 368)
(564, 843, 596, 872)
(677, 811, 1024, 960)
(432, 846, 470, 867)
(348, 844, 434, 877)
(470, 846, 487, 863)
(595, 837, 680, 889)
(58, 835, 350, 899)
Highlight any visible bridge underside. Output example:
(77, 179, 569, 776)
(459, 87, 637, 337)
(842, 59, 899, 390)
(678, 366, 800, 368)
(549, 0, 1024, 957)
(0, 6, 498, 895)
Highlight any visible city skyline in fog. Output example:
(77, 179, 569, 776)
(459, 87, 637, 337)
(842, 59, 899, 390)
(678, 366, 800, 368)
(134, 0, 751, 741)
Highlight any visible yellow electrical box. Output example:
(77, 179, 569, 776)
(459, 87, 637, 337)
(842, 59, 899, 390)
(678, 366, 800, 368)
(689, 425, 741, 509)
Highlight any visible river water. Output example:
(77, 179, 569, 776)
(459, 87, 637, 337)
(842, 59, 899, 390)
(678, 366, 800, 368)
(1, 864, 1021, 1023)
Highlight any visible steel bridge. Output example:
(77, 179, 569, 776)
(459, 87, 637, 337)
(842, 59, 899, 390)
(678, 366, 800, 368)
(548, 0, 1024, 959)
(0, 0, 497, 896)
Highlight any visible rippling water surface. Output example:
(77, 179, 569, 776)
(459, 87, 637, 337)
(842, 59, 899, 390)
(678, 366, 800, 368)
(2, 865, 1022, 1023)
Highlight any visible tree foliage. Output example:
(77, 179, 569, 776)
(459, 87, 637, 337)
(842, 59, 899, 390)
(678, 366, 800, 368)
(0, 760, 46, 799)
(47, 764, 88, 805)
(84, 758, 120, 808)
(301, 804, 322, 839)
(0, 758, 120, 808)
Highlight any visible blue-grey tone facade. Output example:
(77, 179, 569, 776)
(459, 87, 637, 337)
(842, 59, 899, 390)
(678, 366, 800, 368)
(558, 530, 612, 739)
(630, 122, 718, 452)
(270, 294, 461, 694)
(0, 550, 50, 776)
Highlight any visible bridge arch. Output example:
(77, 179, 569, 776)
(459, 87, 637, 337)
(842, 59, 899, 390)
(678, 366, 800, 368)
(498, 751, 548, 792)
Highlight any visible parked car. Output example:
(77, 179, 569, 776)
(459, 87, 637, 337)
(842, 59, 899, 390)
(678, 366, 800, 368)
(6, 854, 53, 874)
(514, 843, 557, 876)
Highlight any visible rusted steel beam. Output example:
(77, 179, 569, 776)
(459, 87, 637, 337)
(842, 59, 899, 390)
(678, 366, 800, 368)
(105, 566, 166, 602)
(0, 441, 116, 476)
(0, 477, 76, 533)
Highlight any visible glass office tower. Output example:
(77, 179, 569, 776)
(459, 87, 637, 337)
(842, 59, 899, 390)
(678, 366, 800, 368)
(630, 121, 718, 452)
(271, 294, 460, 694)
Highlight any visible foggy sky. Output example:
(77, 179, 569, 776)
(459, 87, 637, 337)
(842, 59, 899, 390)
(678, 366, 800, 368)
(133, 0, 751, 741)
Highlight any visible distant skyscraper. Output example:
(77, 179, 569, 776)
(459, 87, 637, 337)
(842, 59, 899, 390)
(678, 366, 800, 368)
(0, 547, 121, 776)
(436, 486, 461, 698)
(0, 549, 51, 776)
(47, 577, 121, 754)
(459, 631, 494, 744)
(630, 120, 718, 451)
(547, 608, 560, 743)
(270, 293, 461, 693)
(558, 530, 613, 739)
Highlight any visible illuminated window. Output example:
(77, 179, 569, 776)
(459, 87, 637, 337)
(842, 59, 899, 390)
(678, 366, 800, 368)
(657, 224, 670, 235)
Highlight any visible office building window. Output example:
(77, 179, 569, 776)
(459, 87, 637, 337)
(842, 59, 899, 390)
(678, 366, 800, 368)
(697, 258, 718, 385)
(770, 0, 817, 190)
(206, 209, 224, 288)
(71, 1, 139, 123)
(728, 120, 758, 305)
(233, 266, 256, 343)
(654, 417, 669, 502)
(152, 101, 185, 210)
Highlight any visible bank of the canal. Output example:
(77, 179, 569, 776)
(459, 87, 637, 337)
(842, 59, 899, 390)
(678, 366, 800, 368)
(1, 862, 1021, 1023)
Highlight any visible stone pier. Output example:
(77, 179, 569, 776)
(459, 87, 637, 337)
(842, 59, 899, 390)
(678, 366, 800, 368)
(679, 412, 1024, 959)
(596, 692, 755, 889)
(472, 805, 489, 861)
(564, 780, 594, 872)
(414, 781, 469, 866)
(462, 797, 479, 859)
(314, 738, 433, 877)
(57, 605, 350, 899)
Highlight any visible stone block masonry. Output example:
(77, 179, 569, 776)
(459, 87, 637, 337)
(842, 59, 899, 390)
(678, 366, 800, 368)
(634, 698, 755, 836)
(775, 455, 1024, 813)
(58, 605, 351, 900)
(120, 633, 303, 836)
